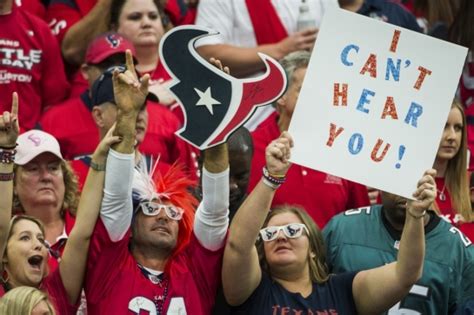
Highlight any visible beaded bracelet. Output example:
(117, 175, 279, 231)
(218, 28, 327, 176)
(0, 172, 14, 181)
(262, 177, 280, 190)
(262, 166, 286, 185)
(0, 148, 16, 164)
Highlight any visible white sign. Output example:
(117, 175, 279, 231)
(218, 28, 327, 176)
(288, 8, 468, 199)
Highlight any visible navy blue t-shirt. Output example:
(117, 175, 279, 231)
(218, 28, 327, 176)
(231, 272, 358, 315)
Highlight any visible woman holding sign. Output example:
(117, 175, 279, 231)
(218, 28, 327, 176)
(223, 131, 436, 314)
(433, 100, 474, 241)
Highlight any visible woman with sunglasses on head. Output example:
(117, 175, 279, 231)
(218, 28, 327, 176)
(223, 131, 436, 314)
(0, 93, 121, 314)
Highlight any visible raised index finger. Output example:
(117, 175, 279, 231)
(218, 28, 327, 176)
(125, 50, 136, 78)
(11, 92, 18, 117)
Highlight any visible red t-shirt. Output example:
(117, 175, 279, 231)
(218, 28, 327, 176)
(248, 113, 370, 228)
(85, 219, 223, 314)
(0, 6, 70, 130)
(69, 70, 89, 99)
(14, 0, 46, 20)
(435, 177, 474, 242)
(47, 210, 76, 273)
(39, 92, 99, 160)
(47, 0, 96, 44)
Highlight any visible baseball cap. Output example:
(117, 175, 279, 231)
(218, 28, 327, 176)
(85, 32, 136, 65)
(15, 130, 63, 165)
(91, 65, 159, 108)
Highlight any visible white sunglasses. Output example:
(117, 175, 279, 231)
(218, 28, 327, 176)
(259, 223, 309, 242)
(139, 201, 184, 221)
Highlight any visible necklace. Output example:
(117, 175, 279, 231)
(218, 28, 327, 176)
(437, 184, 447, 201)
(153, 276, 169, 315)
(137, 264, 170, 315)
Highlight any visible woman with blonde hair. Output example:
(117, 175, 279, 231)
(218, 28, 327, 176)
(433, 100, 474, 239)
(0, 286, 55, 315)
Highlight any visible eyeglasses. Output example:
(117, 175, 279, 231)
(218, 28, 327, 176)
(139, 202, 184, 221)
(259, 223, 309, 242)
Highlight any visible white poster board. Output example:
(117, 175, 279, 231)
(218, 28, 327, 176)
(288, 8, 468, 199)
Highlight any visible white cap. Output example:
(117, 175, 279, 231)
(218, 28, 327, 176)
(15, 130, 63, 165)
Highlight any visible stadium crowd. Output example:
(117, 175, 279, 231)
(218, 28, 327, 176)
(0, 0, 473, 314)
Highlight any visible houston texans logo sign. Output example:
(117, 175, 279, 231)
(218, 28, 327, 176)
(159, 25, 287, 149)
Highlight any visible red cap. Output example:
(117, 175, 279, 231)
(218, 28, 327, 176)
(85, 32, 136, 64)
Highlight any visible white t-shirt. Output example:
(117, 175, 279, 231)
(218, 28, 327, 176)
(195, 0, 339, 47)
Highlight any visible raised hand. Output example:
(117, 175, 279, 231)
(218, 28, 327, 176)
(148, 78, 176, 106)
(94, 124, 121, 161)
(112, 50, 150, 115)
(265, 131, 293, 177)
(0, 92, 20, 148)
(407, 169, 437, 216)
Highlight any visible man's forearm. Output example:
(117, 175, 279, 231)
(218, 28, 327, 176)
(203, 143, 228, 173)
(197, 44, 284, 78)
(61, 0, 112, 65)
(112, 112, 138, 154)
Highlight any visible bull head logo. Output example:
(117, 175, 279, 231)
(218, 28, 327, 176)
(159, 25, 287, 149)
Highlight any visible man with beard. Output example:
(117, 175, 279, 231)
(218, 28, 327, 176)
(323, 189, 474, 314)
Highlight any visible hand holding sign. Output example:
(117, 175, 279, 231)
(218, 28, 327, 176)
(289, 8, 467, 199)
(159, 25, 287, 149)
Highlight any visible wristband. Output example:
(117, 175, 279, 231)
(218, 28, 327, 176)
(0, 148, 16, 164)
(0, 172, 14, 181)
(90, 161, 106, 171)
(262, 166, 286, 186)
(407, 209, 426, 219)
(262, 177, 280, 190)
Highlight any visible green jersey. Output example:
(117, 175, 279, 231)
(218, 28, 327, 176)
(323, 205, 474, 314)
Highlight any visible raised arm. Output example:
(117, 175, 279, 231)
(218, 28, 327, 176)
(197, 30, 317, 78)
(0, 93, 19, 269)
(195, 0, 317, 78)
(60, 0, 112, 65)
(352, 169, 437, 314)
(222, 132, 293, 305)
(59, 126, 121, 304)
(193, 58, 230, 251)
(100, 51, 150, 241)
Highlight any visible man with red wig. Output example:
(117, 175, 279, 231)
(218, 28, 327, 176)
(84, 51, 229, 314)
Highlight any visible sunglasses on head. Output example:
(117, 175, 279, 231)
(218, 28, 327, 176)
(139, 201, 184, 221)
(103, 65, 127, 76)
(259, 223, 309, 242)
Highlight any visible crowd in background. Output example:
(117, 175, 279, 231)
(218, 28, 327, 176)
(0, 0, 473, 314)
